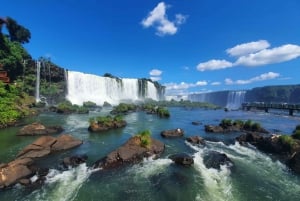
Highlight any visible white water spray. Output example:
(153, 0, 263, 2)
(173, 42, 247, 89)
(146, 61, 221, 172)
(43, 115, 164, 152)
(226, 91, 246, 110)
(35, 61, 41, 102)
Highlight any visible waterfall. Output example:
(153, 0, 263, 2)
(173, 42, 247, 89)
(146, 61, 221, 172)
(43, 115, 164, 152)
(35, 61, 41, 102)
(226, 91, 246, 110)
(66, 71, 161, 105)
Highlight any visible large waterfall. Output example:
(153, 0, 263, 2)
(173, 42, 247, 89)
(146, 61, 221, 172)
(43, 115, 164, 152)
(35, 61, 41, 102)
(226, 91, 246, 110)
(66, 71, 161, 105)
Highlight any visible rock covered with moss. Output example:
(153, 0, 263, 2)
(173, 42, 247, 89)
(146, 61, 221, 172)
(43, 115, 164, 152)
(17, 122, 63, 136)
(88, 115, 126, 132)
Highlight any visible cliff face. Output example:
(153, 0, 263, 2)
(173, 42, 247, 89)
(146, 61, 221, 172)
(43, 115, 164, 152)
(245, 85, 300, 103)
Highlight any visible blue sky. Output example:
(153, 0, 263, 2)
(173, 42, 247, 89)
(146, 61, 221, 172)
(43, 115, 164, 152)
(1, 0, 300, 95)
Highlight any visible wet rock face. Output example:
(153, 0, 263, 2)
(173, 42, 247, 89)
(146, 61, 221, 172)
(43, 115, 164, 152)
(169, 153, 194, 166)
(186, 136, 205, 145)
(93, 136, 165, 169)
(63, 155, 88, 168)
(0, 134, 82, 189)
(161, 128, 184, 138)
(203, 151, 233, 170)
(17, 122, 63, 136)
(204, 125, 224, 133)
(289, 152, 300, 174)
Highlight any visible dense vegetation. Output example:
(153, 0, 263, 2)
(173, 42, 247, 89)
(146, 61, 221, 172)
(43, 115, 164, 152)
(136, 130, 152, 148)
(56, 100, 89, 114)
(245, 85, 300, 103)
(220, 118, 262, 131)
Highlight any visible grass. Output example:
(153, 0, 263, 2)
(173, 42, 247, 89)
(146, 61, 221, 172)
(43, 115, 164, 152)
(137, 130, 152, 148)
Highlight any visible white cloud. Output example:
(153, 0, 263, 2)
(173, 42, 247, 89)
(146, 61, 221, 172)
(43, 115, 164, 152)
(211, 81, 221, 86)
(196, 81, 208, 86)
(226, 40, 270, 57)
(150, 76, 161, 81)
(141, 2, 187, 36)
(234, 44, 300, 66)
(149, 69, 163, 76)
(164, 80, 207, 91)
(225, 72, 280, 85)
(197, 59, 233, 71)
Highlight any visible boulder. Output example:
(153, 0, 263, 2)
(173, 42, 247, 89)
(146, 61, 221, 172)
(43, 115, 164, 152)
(203, 151, 233, 170)
(93, 136, 164, 169)
(288, 152, 300, 174)
(0, 134, 82, 189)
(161, 128, 184, 138)
(169, 153, 194, 166)
(17, 122, 63, 136)
(88, 121, 126, 132)
(192, 121, 202, 126)
(63, 155, 88, 168)
(204, 125, 224, 133)
(186, 136, 205, 145)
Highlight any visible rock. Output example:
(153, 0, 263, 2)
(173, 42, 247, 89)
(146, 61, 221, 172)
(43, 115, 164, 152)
(93, 136, 164, 169)
(192, 121, 202, 125)
(63, 155, 88, 168)
(17, 122, 63, 136)
(204, 125, 224, 133)
(51, 134, 83, 151)
(88, 121, 126, 132)
(186, 136, 205, 145)
(18, 178, 31, 186)
(161, 128, 184, 138)
(169, 153, 194, 166)
(203, 151, 233, 170)
(289, 152, 300, 174)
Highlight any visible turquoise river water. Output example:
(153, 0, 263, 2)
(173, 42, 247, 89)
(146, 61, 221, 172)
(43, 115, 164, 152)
(0, 107, 300, 201)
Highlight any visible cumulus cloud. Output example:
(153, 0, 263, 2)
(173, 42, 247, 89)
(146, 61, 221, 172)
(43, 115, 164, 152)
(226, 40, 270, 57)
(234, 44, 300, 66)
(149, 69, 162, 76)
(197, 40, 300, 71)
(211, 82, 221, 86)
(197, 59, 233, 71)
(164, 80, 208, 90)
(225, 72, 280, 85)
(141, 2, 187, 36)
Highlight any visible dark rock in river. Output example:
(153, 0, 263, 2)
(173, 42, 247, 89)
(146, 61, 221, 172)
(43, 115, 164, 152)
(192, 121, 202, 126)
(161, 128, 184, 138)
(169, 153, 194, 166)
(288, 152, 300, 174)
(63, 154, 88, 168)
(186, 136, 205, 145)
(17, 122, 63, 136)
(0, 134, 82, 189)
(203, 151, 233, 170)
(93, 136, 164, 169)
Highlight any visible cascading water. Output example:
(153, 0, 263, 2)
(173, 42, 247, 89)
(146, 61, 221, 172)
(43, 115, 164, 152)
(35, 61, 41, 102)
(66, 71, 161, 105)
(226, 91, 246, 110)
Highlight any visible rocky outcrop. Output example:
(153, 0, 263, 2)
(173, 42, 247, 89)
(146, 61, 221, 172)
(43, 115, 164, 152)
(93, 136, 164, 169)
(169, 153, 194, 166)
(186, 136, 205, 145)
(204, 125, 225, 133)
(289, 152, 300, 174)
(63, 155, 88, 168)
(205, 124, 269, 134)
(203, 151, 233, 170)
(17, 122, 63, 136)
(88, 121, 126, 132)
(161, 128, 184, 138)
(0, 134, 82, 189)
(192, 121, 202, 126)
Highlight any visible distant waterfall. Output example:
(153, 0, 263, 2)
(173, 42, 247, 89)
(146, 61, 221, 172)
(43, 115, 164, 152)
(226, 91, 246, 110)
(35, 61, 41, 102)
(66, 71, 161, 105)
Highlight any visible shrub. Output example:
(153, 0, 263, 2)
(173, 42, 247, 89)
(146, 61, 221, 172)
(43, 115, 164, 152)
(220, 119, 232, 127)
(243, 120, 253, 130)
(233, 119, 244, 127)
(137, 130, 152, 148)
(251, 122, 261, 131)
(157, 107, 170, 118)
(83, 101, 97, 108)
(292, 130, 300, 140)
(279, 135, 297, 151)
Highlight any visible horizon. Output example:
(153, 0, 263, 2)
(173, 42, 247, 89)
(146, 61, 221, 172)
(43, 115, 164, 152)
(1, 0, 300, 96)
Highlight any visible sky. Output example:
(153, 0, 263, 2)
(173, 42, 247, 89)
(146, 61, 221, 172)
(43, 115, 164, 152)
(1, 0, 300, 95)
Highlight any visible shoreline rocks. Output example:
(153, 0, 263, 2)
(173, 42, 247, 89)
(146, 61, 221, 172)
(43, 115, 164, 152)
(203, 151, 233, 170)
(186, 136, 205, 145)
(88, 120, 126, 132)
(169, 153, 194, 166)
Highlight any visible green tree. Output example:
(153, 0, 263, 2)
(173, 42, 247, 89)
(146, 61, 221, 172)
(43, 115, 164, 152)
(5, 17, 31, 44)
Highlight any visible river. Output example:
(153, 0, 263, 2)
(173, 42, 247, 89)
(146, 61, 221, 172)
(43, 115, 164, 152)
(0, 107, 300, 201)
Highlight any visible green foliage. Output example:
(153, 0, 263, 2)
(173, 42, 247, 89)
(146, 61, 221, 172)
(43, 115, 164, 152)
(295, 125, 300, 131)
(137, 130, 152, 148)
(5, 17, 31, 44)
(111, 103, 137, 114)
(243, 120, 253, 130)
(279, 135, 297, 150)
(57, 100, 88, 114)
(156, 107, 170, 118)
(292, 130, 300, 140)
(83, 101, 97, 108)
(220, 119, 232, 127)
(251, 122, 261, 131)
(89, 115, 124, 127)
(233, 119, 244, 127)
